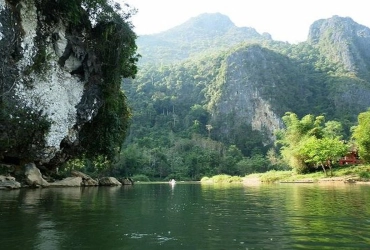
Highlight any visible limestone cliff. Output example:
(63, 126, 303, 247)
(208, 44, 314, 144)
(308, 16, 370, 118)
(308, 15, 370, 78)
(0, 0, 138, 168)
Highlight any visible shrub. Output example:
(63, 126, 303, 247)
(259, 170, 292, 183)
(358, 171, 370, 179)
(132, 174, 150, 182)
(200, 176, 210, 182)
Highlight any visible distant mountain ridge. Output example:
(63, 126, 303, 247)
(136, 13, 271, 64)
(157, 13, 265, 40)
(161, 12, 237, 37)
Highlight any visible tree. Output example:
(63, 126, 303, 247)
(276, 112, 325, 173)
(277, 112, 346, 174)
(323, 120, 344, 139)
(266, 148, 286, 170)
(352, 109, 370, 163)
(220, 145, 243, 175)
(300, 137, 348, 176)
(76, 0, 139, 161)
(206, 124, 213, 138)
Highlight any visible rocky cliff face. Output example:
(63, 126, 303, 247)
(0, 0, 103, 167)
(210, 16, 370, 142)
(209, 46, 280, 141)
(208, 44, 316, 143)
(308, 16, 370, 118)
(308, 15, 370, 77)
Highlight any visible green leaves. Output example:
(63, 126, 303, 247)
(80, 90, 131, 160)
(68, 1, 138, 163)
(300, 137, 347, 166)
(352, 109, 370, 163)
(278, 112, 348, 174)
(0, 100, 51, 160)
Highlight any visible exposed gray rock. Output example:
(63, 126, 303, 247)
(82, 178, 99, 186)
(49, 177, 82, 187)
(24, 163, 49, 187)
(120, 178, 134, 185)
(0, 175, 21, 189)
(208, 45, 285, 143)
(71, 170, 98, 186)
(308, 15, 370, 76)
(99, 177, 122, 186)
(307, 16, 370, 118)
(71, 170, 90, 179)
(0, 0, 103, 167)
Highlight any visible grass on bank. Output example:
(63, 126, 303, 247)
(201, 174, 243, 184)
(201, 165, 370, 184)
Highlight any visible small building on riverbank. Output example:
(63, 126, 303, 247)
(339, 151, 361, 165)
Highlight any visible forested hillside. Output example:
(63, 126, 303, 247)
(137, 13, 271, 65)
(119, 13, 370, 180)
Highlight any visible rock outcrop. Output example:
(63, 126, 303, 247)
(208, 45, 297, 143)
(308, 15, 370, 76)
(0, 0, 138, 172)
(307, 15, 370, 118)
(99, 177, 122, 186)
(120, 178, 134, 185)
(71, 170, 99, 186)
(0, 175, 21, 189)
(0, 0, 104, 167)
(49, 177, 82, 187)
(24, 163, 49, 187)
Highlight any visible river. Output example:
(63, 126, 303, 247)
(1, 182, 369, 249)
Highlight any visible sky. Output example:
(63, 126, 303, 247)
(123, 0, 369, 44)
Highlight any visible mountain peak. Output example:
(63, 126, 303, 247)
(307, 15, 370, 77)
(181, 13, 235, 32)
(308, 15, 367, 44)
(136, 13, 269, 64)
(158, 12, 237, 37)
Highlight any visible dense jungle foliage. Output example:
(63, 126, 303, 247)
(65, 13, 370, 180)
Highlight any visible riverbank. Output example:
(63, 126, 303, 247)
(243, 165, 370, 184)
(201, 165, 370, 185)
(0, 164, 134, 190)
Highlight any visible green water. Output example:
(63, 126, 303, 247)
(1, 183, 370, 249)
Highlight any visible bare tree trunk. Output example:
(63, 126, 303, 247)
(328, 161, 332, 177)
(321, 163, 327, 176)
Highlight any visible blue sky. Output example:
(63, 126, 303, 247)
(124, 0, 369, 44)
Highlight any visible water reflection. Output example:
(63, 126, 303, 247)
(1, 184, 370, 249)
(280, 183, 370, 248)
(36, 214, 62, 250)
(199, 183, 370, 249)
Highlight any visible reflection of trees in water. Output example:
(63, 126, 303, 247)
(284, 184, 370, 248)
(1, 184, 370, 249)
(0, 187, 126, 249)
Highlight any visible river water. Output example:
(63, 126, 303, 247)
(1, 182, 370, 249)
